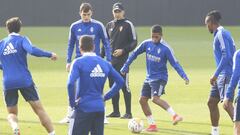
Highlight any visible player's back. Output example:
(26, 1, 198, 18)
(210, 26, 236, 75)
(0, 33, 32, 90)
(73, 54, 111, 112)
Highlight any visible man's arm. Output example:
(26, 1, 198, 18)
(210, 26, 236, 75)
(214, 33, 232, 77)
(22, 37, 55, 58)
(104, 65, 124, 101)
(225, 51, 240, 99)
(122, 21, 137, 54)
(166, 47, 189, 83)
(120, 42, 146, 74)
(67, 60, 80, 108)
(67, 25, 76, 64)
(99, 22, 111, 62)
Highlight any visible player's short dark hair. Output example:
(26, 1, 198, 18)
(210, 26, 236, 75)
(80, 3, 92, 12)
(80, 35, 94, 52)
(6, 17, 22, 33)
(206, 10, 222, 24)
(151, 24, 162, 34)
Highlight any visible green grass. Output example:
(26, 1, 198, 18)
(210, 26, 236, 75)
(0, 26, 240, 135)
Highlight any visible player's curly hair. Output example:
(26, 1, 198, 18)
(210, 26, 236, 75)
(206, 10, 222, 24)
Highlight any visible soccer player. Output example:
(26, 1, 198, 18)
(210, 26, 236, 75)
(67, 35, 124, 135)
(102, 2, 137, 119)
(224, 50, 240, 135)
(60, 2, 112, 123)
(121, 25, 189, 132)
(0, 17, 57, 135)
(205, 10, 236, 135)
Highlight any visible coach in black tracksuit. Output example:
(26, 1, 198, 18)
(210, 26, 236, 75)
(102, 3, 137, 119)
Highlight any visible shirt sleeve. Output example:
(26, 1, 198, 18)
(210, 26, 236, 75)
(120, 42, 146, 73)
(214, 32, 232, 77)
(67, 60, 80, 108)
(166, 47, 188, 80)
(22, 37, 52, 57)
(104, 64, 124, 101)
(226, 51, 240, 99)
(67, 24, 76, 63)
(99, 23, 112, 62)
(122, 21, 137, 54)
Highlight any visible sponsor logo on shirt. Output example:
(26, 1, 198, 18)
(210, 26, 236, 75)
(90, 64, 105, 77)
(3, 43, 17, 55)
(147, 54, 161, 62)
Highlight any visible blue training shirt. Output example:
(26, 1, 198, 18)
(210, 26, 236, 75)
(0, 33, 52, 90)
(67, 19, 111, 63)
(212, 26, 236, 77)
(226, 50, 240, 99)
(121, 39, 188, 82)
(67, 52, 124, 112)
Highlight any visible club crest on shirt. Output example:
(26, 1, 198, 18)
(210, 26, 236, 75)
(90, 27, 94, 33)
(119, 26, 123, 32)
(77, 28, 81, 32)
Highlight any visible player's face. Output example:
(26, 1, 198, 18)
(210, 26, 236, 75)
(151, 33, 162, 43)
(80, 10, 92, 22)
(113, 10, 124, 20)
(205, 16, 214, 34)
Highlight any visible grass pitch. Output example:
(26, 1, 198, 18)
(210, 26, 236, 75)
(0, 26, 240, 135)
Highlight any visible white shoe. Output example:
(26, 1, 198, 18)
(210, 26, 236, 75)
(211, 127, 219, 135)
(13, 128, 20, 135)
(104, 117, 109, 124)
(59, 117, 70, 124)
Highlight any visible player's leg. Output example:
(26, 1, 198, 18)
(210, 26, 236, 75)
(121, 72, 132, 119)
(60, 78, 79, 124)
(20, 85, 55, 135)
(207, 81, 220, 135)
(4, 89, 20, 135)
(107, 66, 120, 117)
(90, 112, 104, 135)
(150, 80, 182, 125)
(234, 122, 240, 135)
(72, 110, 93, 135)
(234, 97, 240, 135)
(221, 76, 234, 120)
(140, 81, 157, 132)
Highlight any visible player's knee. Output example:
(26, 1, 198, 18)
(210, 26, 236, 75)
(151, 96, 159, 104)
(139, 97, 147, 105)
(207, 99, 217, 108)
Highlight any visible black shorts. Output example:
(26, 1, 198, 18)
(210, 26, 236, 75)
(4, 84, 39, 107)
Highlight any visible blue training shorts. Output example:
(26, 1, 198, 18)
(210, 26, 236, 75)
(4, 84, 39, 107)
(141, 79, 167, 98)
(210, 75, 232, 102)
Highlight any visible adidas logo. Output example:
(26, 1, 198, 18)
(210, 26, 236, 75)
(90, 64, 105, 77)
(3, 43, 17, 55)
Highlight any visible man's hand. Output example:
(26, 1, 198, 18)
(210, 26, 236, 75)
(113, 49, 123, 57)
(184, 78, 189, 85)
(51, 53, 57, 61)
(210, 76, 217, 86)
(223, 98, 232, 110)
(66, 63, 71, 72)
